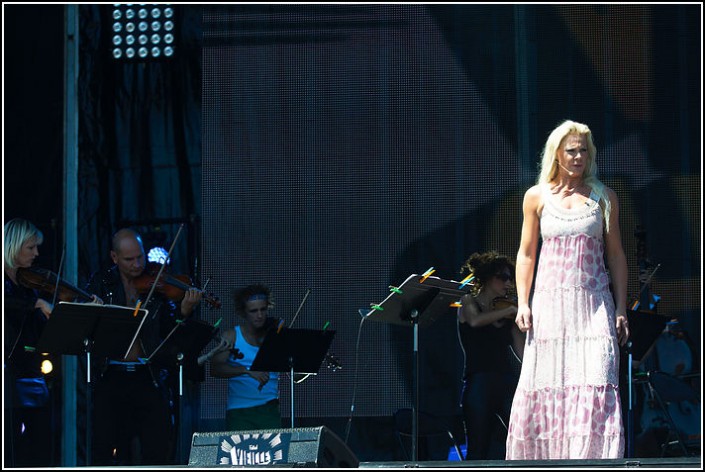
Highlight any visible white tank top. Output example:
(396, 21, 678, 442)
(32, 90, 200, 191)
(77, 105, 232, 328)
(227, 325, 278, 410)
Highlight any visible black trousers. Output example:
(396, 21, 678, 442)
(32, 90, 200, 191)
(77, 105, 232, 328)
(91, 367, 173, 466)
(461, 371, 518, 460)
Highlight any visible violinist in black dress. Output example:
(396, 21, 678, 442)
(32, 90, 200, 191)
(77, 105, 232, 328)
(85, 228, 202, 465)
(4, 218, 55, 467)
(456, 251, 524, 460)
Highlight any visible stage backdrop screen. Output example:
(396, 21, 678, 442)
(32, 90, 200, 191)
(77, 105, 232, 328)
(200, 5, 700, 421)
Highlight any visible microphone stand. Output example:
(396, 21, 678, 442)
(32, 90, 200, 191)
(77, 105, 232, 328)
(626, 340, 634, 458)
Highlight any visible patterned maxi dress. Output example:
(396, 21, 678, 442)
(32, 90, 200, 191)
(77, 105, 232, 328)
(505, 184, 624, 459)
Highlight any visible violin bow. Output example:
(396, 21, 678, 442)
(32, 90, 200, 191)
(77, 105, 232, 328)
(288, 288, 312, 328)
(632, 263, 661, 308)
(145, 318, 182, 364)
(50, 245, 66, 308)
(123, 223, 185, 360)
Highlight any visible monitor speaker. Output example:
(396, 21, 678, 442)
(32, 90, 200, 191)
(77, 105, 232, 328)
(188, 425, 359, 468)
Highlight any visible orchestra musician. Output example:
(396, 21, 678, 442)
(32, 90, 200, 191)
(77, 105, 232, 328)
(210, 283, 282, 431)
(4, 218, 55, 467)
(85, 228, 202, 465)
(456, 250, 524, 460)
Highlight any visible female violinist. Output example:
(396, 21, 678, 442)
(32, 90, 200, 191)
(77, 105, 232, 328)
(210, 283, 282, 432)
(3, 218, 54, 467)
(456, 250, 524, 460)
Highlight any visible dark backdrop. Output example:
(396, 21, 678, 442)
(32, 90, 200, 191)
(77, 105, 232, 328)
(3, 3, 701, 464)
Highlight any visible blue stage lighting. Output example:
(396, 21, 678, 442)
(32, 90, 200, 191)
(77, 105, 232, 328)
(148, 246, 170, 264)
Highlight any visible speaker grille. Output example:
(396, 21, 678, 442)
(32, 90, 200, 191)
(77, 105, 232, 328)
(189, 426, 358, 468)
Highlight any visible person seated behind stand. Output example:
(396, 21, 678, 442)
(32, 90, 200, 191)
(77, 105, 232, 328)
(85, 228, 202, 465)
(210, 284, 282, 431)
(457, 250, 524, 460)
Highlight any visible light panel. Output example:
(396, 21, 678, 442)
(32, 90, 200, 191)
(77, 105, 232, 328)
(112, 4, 175, 60)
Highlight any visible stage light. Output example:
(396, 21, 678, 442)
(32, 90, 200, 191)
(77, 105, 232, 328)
(111, 4, 175, 61)
(41, 358, 54, 375)
(148, 246, 170, 264)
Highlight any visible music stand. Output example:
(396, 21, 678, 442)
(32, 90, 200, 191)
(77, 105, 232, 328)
(364, 274, 472, 462)
(160, 319, 218, 463)
(624, 310, 670, 457)
(36, 301, 147, 464)
(37, 301, 148, 373)
(251, 328, 335, 428)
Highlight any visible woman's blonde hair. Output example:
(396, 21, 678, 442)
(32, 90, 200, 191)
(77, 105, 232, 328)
(4, 218, 43, 269)
(537, 120, 612, 232)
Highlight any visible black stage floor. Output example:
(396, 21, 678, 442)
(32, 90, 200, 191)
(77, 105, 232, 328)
(359, 456, 701, 468)
(82, 457, 701, 468)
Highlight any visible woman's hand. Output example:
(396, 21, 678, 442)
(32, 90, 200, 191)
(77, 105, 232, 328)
(616, 314, 630, 346)
(198, 336, 233, 366)
(248, 371, 270, 390)
(515, 305, 532, 332)
(35, 299, 53, 319)
(212, 336, 232, 356)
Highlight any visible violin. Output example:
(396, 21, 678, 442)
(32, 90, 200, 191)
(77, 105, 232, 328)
(490, 296, 519, 329)
(211, 325, 243, 359)
(492, 296, 518, 310)
(16, 266, 95, 303)
(133, 263, 221, 308)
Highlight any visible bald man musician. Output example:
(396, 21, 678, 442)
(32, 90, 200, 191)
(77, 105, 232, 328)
(86, 228, 202, 465)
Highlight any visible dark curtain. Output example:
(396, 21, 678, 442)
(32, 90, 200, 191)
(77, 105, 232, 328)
(77, 5, 202, 281)
(3, 5, 64, 269)
(75, 5, 203, 465)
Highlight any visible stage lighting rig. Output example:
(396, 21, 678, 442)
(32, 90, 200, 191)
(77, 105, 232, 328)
(111, 4, 175, 60)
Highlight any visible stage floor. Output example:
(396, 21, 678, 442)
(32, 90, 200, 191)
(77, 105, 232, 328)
(359, 456, 701, 468)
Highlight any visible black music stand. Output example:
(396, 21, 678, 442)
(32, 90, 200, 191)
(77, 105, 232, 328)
(160, 319, 218, 380)
(37, 301, 148, 372)
(161, 319, 219, 463)
(251, 328, 335, 428)
(36, 301, 147, 465)
(627, 310, 670, 364)
(623, 310, 670, 457)
(364, 274, 472, 462)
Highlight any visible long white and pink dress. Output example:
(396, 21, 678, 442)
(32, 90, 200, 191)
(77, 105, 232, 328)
(505, 184, 624, 460)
